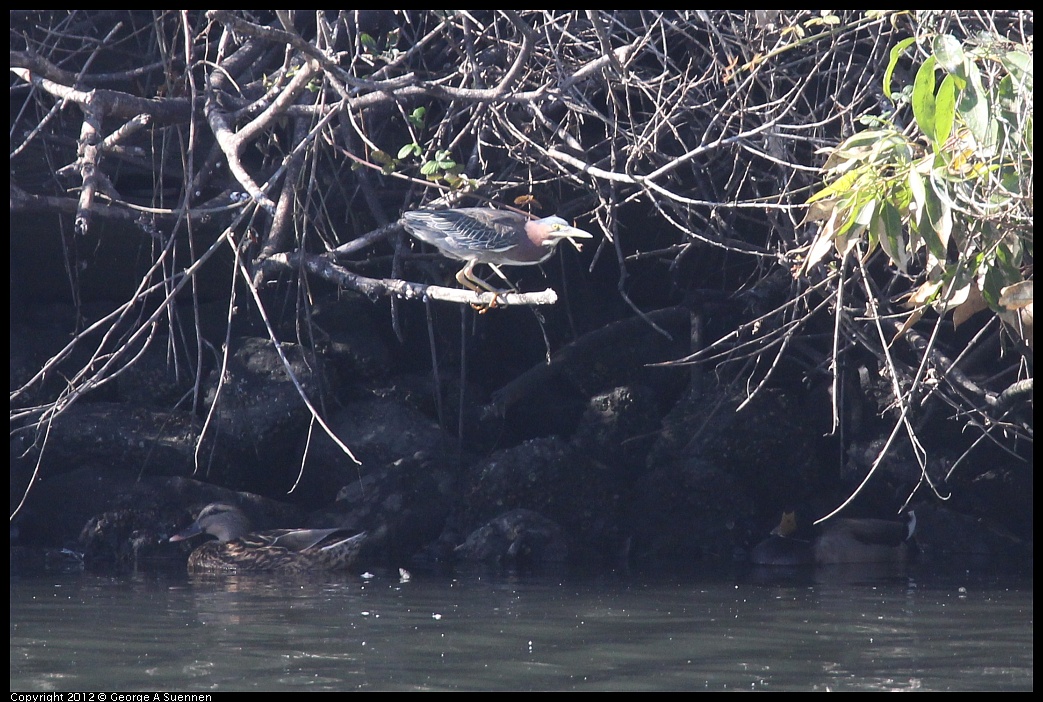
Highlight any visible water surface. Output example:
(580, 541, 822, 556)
(10, 566, 1032, 691)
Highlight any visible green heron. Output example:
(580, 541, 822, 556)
(401, 208, 593, 293)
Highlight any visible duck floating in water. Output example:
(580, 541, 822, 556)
(751, 510, 916, 566)
(169, 502, 366, 573)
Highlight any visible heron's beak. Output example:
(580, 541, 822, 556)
(550, 224, 594, 252)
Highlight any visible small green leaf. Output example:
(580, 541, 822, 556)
(873, 200, 909, 272)
(912, 56, 938, 144)
(958, 62, 990, 147)
(808, 168, 864, 204)
(934, 74, 957, 146)
(408, 107, 427, 128)
(1000, 50, 1032, 92)
(397, 143, 419, 159)
(831, 194, 862, 240)
(420, 160, 439, 175)
(933, 34, 965, 74)
(907, 167, 927, 229)
(920, 185, 949, 259)
(854, 197, 877, 228)
(883, 37, 916, 98)
(981, 248, 1020, 309)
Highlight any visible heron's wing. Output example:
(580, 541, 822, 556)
(403, 209, 526, 254)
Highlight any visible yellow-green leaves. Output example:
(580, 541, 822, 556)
(802, 31, 1031, 333)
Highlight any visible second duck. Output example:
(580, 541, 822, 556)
(751, 510, 916, 566)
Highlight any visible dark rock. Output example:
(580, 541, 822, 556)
(455, 509, 567, 565)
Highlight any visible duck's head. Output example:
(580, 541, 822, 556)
(751, 511, 814, 565)
(169, 503, 252, 544)
(770, 510, 800, 538)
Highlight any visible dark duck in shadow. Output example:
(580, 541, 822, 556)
(169, 503, 366, 574)
(751, 510, 916, 566)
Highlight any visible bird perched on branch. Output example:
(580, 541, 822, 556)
(401, 207, 593, 293)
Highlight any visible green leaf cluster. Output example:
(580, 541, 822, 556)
(396, 143, 472, 189)
(373, 106, 473, 189)
(803, 30, 1032, 333)
(360, 29, 403, 63)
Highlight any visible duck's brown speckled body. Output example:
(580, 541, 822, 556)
(169, 503, 365, 574)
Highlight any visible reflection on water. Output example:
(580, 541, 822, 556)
(10, 565, 1032, 691)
